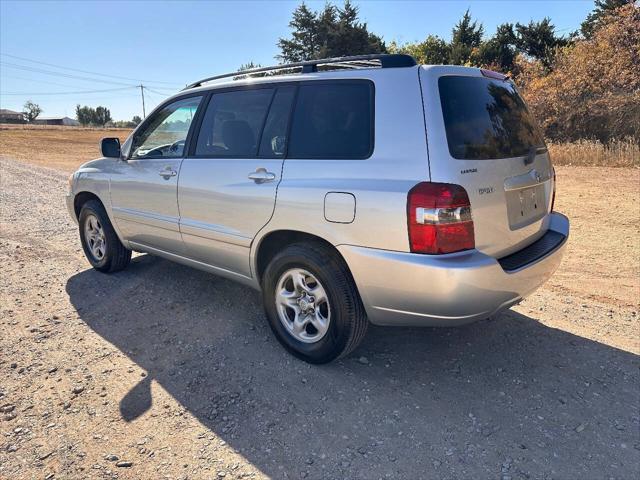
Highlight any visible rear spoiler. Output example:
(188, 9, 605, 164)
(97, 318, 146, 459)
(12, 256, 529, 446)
(480, 69, 510, 81)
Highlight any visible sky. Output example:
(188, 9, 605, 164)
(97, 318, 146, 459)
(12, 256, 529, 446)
(0, 0, 596, 120)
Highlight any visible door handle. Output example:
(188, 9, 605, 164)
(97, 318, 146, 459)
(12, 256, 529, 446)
(158, 168, 177, 178)
(248, 168, 276, 184)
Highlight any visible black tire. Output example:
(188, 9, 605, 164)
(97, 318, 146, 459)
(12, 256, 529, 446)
(78, 199, 131, 273)
(262, 242, 368, 364)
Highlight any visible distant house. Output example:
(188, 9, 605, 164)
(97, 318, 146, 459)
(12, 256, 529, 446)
(32, 116, 80, 126)
(0, 109, 25, 123)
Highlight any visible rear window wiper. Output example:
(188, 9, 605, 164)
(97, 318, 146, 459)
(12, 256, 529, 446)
(524, 145, 547, 165)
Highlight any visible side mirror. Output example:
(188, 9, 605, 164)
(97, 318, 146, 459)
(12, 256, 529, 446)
(100, 137, 121, 158)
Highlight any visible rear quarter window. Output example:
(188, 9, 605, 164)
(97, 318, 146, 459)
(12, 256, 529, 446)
(438, 76, 545, 160)
(288, 81, 374, 159)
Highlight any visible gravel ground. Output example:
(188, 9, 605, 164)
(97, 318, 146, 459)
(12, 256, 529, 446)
(0, 157, 638, 480)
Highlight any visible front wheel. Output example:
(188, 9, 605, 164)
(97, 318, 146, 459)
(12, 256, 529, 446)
(262, 242, 368, 364)
(79, 199, 131, 273)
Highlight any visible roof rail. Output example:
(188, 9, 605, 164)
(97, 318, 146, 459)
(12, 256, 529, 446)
(183, 54, 417, 90)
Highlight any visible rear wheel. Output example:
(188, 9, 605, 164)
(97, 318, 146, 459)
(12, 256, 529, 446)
(262, 242, 368, 364)
(79, 199, 131, 273)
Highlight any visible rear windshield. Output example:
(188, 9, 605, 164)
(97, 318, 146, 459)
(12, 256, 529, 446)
(438, 76, 545, 160)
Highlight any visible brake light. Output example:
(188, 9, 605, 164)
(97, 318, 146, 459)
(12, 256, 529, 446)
(480, 69, 508, 81)
(551, 167, 556, 212)
(407, 182, 475, 254)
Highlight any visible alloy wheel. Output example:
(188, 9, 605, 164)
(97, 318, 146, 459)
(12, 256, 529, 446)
(275, 268, 331, 343)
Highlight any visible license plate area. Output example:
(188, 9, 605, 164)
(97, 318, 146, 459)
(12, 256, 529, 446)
(506, 184, 546, 230)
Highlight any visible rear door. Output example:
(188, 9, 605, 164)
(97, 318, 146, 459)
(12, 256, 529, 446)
(420, 66, 554, 258)
(177, 85, 295, 277)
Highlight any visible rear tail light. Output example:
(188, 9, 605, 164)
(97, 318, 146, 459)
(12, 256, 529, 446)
(407, 182, 475, 254)
(550, 167, 556, 212)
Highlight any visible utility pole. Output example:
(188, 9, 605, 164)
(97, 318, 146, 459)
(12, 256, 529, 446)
(139, 84, 146, 118)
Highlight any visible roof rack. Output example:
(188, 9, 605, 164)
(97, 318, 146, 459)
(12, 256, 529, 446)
(183, 54, 417, 90)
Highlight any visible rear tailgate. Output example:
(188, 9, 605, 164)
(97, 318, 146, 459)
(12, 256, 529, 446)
(419, 65, 554, 258)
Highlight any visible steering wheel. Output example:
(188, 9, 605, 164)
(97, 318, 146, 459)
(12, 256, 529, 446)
(169, 139, 186, 154)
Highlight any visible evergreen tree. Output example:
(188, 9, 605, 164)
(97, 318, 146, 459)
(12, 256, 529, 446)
(278, 1, 386, 63)
(449, 9, 484, 64)
(389, 35, 450, 65)
(515, 18, 567, 69)
(580, 0, 634, 38)
(238, 61, 262, 71)
(478, 23, 517, 71)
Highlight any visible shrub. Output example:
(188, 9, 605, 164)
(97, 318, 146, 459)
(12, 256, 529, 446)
(518, 4, 640, 144)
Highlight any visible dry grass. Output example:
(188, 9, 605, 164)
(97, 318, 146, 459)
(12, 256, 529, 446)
(0, 125, 131, 172)
(1, 126, 639, 172)
(548, 139, 639, 167)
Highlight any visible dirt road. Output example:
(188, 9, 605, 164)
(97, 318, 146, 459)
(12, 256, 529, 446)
(1, 157, 638, 479)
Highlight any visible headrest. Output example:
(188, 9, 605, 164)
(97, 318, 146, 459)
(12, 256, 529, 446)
(222, 120, 254, 155)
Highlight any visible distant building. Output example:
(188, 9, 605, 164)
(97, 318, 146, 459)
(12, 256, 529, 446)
(0, 109, 25, 123)
(32, 116, 80, 126)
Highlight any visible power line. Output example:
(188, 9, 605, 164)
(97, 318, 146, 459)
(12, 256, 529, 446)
(0, 73, 110, 90)
(0, 52, 182, 87)
(0, 86, 138, 96)
(1, 61, 138, 86)
(145, 87, 173, 96)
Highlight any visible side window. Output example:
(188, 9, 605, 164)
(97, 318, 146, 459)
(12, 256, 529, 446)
(258, 86, 296, 158)
(131, 96, 202, 159)
(195, 88, 274, 157)
(288, 82, 373, 159)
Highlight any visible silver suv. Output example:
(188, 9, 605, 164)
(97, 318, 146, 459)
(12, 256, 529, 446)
(66, 54, 569, 363)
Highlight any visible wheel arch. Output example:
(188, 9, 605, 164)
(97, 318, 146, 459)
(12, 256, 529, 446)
(253, 229, 352, 286)
(73, 189, 128, 247)
(73, 191, 103, 219)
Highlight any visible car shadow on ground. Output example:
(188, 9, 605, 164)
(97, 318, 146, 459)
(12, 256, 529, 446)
(66, 254, 639, 479)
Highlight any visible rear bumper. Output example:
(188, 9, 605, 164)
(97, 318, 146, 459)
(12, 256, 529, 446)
(338, 212, 569, 327)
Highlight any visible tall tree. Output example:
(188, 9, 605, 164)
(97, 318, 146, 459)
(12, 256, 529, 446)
(238, 61, 262, 71)
(22, 100, 42, 123)
(449, 9, 484, 64)
(93, 106, 112, 127)
(580, 0, 634, 38)
(515, 18, 566, 69)
(478, 23, 517, 71)
(389, 35, 450, 65)
(279, 3, 319, 62)
(131, 115, 142, 126)
(76, 104, 94, 126)
(278, 1, 386, 63)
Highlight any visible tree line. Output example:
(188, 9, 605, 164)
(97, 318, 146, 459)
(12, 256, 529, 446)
(75, 105, 142, 128)
(274, 0, 638, 143)
(19, 100, 142, 128)
(75, 105, 112, 127)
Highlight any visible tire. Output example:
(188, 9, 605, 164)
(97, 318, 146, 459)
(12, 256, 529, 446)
(262, 242, 368, 364)
(78, 199, 131, 273)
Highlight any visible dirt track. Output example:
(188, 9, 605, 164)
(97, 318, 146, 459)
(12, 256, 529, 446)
(1, 157, 638, 479)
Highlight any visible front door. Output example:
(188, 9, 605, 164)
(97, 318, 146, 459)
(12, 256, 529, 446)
(110, 95, 203, 254)
(178, 86, 296, 277)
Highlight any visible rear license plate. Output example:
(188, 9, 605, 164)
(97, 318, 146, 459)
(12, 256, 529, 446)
(506, 185, 546, 230)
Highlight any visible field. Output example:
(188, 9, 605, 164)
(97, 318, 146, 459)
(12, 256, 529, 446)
(0, 128, 639, 479)
(0, 125, 131, 172)
(548, 139, 640, 168)
(1, 125, 639, 172)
